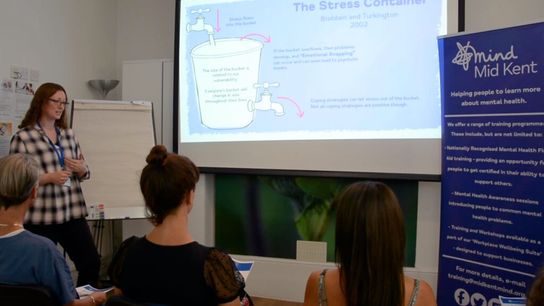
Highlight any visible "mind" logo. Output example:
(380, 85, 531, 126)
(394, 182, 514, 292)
(452, 41, 518, 71)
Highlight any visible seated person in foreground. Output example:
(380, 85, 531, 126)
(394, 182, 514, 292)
(527, 266, 544, 306)
(303, 181, 437, 306)
(0, 153, 106, 306)
(109, 145, 246, 306)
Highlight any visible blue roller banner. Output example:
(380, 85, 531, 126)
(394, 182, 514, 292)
(438, 22, 544, 306)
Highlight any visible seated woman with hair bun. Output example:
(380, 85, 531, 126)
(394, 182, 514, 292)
(109, 145, 247, 306)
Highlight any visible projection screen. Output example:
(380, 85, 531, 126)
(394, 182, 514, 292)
(175, 0, 458, 178)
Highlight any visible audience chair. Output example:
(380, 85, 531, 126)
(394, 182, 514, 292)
(105, 295, 167, 306)
(0, 283, 59, 306)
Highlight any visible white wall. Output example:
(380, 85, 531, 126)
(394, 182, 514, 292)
(0, 0, 118, 101)
(465, 0, 544, 32)
(115, 0, 175, 103)
(115, 0, 175, 62)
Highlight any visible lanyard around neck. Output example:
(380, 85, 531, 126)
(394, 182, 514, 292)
(38, 123, 65, 168)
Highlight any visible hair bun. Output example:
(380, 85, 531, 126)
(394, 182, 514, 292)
(146, 145, 168, 166)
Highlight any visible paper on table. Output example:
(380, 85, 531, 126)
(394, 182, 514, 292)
(76, 284, 114, 298)
(499, 296, 526, 306)
(231, 257, 254, 282)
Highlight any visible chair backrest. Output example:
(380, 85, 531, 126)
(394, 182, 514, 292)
(105, 295, 153, 306)
(0, 283, 59, 306)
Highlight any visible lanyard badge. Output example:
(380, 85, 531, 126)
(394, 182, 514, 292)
(39, 124, 71, 187)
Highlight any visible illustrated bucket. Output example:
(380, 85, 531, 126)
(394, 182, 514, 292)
(191, 38, 263, 129)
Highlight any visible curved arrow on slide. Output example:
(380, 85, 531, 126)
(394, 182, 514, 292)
(278, 96, 304, 118)
(240, 33, 271, 43)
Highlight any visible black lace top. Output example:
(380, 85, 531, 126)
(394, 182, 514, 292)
(110, 237, 245, 306)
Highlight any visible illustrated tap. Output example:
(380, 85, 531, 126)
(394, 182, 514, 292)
(186, 8, 215, 46)
(248, 82, 285, 116)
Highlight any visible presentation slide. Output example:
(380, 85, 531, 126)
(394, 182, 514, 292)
(176, 0, 452, 175)
(179, 0, 447, 142)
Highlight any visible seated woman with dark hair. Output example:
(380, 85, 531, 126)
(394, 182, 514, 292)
(527, 267, 544, 306)
(110, 145, 247, 306)
(0, 153, 106, 306)
(303, 181, 437, 306)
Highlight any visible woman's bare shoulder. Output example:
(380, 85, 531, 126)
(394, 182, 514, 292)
(415, 279, 437, 306)
(303, 270, 323, 306)
(404, 276, 437, 306)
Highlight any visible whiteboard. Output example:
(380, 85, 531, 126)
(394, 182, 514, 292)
(70, 100, 155, 219)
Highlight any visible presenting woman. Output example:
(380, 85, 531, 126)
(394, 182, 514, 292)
(9, 82, 100, 287)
